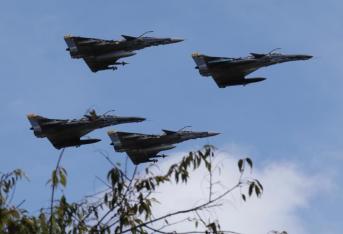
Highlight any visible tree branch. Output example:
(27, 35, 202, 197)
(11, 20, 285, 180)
(121, 183, 240, 233)
(49, 148, 65, 234)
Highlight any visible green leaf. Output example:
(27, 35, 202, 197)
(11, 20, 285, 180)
(205, 160, 211, 172)
(238, 159, 244, 173)
(246, 158, 253, 170)
(52, 170, 59, 186)
(138, 204, 144, 214)
(248, 182, 254, 196)
(60, 172, 67, 187)
(255, 184, 262, 197)
(60, 167, 68, 176)
(104, 193, 108, 204)
(255, 179, 264, 191)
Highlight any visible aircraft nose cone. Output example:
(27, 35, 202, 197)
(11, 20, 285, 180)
(116, 116, 146, 124)
(292, 54, 313, 60)
(171, 38, 185, 43)
(168, 38, 184, 44)
(207, 132, 220, 137)
(128, 117, 146, 122)
(299, 55, 313, 60)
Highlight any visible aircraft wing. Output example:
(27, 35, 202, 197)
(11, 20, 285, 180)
(109, 131, 173, 165)
(115, 131, 149, 140)
(41, 119, 69, 127)
(201, 55, 231, 63)
(109, 131, 161, 153)
(65, 36, 112, 48)
(210, 69, 246, 88)
(207, 59, 258, 87)
(125, 150, 160, 165)
(46, 134, 81, 149)
(65, 35, 121, 58)
(44, 122, 92, 149)
(125, 144, 176, 165)
(82, 57, 118, 72)
(207, 58, 255, 67)
(114, 131, 159, 145)
(42, 120, 87, 131)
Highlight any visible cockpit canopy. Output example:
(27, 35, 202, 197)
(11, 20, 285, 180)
(250, 53, 266, 59)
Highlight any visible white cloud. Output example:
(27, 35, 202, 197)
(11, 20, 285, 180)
(150, 149, 333, 234)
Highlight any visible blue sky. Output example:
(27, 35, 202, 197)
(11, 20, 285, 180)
(0, 0, 342, 233)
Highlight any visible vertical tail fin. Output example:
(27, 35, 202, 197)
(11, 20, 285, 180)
(27, 114, 45, 137)
(64, 35, 80, 58)
(107, 131, 122, 150)
(191, 52, 210, 76)
(27, 114, 44, 127)
(64, 35, 77, 48)
(192, 52, 207, 67)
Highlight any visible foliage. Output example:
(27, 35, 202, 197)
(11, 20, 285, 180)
(0, 146, 264, 234)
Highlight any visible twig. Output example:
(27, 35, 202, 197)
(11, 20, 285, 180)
(209, 154, 213, 202)
(95, 166, 138, 229)
(16, 199, 26, 209)
(120, 183, 240, 233)
(49, 148, 65, 234)
(97, 150, 131, 181)
(95, 176, 112, 189)
(144, 224, 242, 234)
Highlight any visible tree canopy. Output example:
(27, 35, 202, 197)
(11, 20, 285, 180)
(0, 146, 282, 234)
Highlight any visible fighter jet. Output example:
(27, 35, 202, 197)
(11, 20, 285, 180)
(27, 110, 145, 149)
(107, 128, 220, 165)
(64, 31, 183, 72)
(192, 49, 312, 88)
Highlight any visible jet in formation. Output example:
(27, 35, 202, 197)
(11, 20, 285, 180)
(192, 49, 312, 88)
(107, 128, 220, 165)
(27, 110, 145, 149)
(64, 31, 183, 72)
